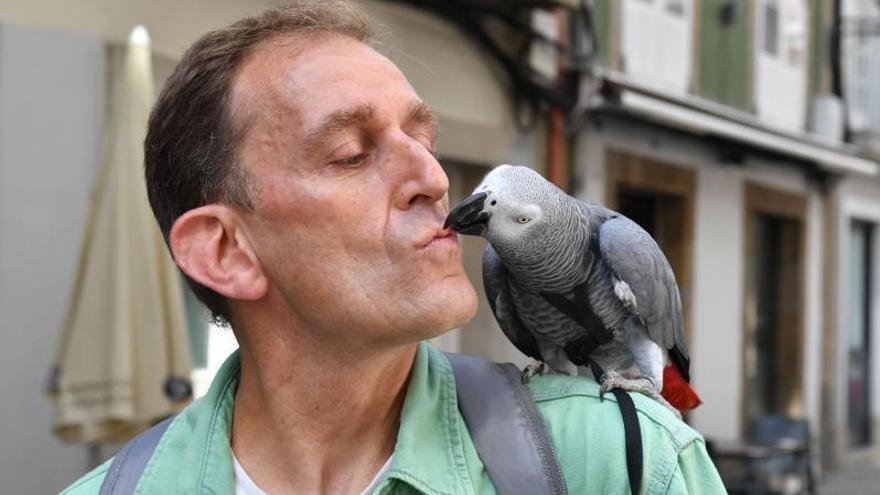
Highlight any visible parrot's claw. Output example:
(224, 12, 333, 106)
(521, 362, 549, 383)
(599, 372, 681, 418)
(599, 370, 655, 395)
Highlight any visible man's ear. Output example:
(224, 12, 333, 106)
(169, 204, 268, 301)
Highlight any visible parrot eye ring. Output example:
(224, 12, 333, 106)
(516, 217, 531, 224)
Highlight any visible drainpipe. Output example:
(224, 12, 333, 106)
(547, 7, 569, 190)
(830, 0, 842, 97)
(830, 0, 851, 142)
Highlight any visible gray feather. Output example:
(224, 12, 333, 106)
(597, 215, 688, 356)
(482, 245, 543, 361)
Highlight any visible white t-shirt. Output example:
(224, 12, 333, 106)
(233, 453, 394, 495)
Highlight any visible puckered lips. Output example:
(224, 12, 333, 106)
(417, 226, 458, 250)
(443, 192, 490, 236)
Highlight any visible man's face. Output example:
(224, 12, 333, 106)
(231, 34, 478, 345)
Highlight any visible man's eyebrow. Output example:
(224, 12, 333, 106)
(303, 103, 377, 156)
(403, 101, 438, 137)
(301, 101, 438, 157)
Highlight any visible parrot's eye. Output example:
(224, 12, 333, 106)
(516, 216, 531, 224)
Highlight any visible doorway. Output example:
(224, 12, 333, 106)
(605, 150, 695, 343)
(743, 183, 806, 427)
(847, 220, 874, 447)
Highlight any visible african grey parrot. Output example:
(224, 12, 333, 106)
(444, 165, 701, 414)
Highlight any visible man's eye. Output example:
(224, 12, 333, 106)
(334, 153, 368, 166)
(410, 133, 436, 154)
(422, 142, 439, 158)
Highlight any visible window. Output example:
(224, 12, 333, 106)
(620, 0, 693, 94)
(842, 0, 880, 132)
(754, 0, 807, 130)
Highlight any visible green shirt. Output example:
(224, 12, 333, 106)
(62, 342, 726, 494)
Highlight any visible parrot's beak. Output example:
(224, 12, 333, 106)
(444, 192, 490, 236)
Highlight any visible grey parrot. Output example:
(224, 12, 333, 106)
(444, 164, 701, 414)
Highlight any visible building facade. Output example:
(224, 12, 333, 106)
(576, 0, 880, 475)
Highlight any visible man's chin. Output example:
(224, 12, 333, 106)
(414, 276, 479, 339)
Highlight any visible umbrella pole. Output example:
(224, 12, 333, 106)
(88, 443, 102, 469)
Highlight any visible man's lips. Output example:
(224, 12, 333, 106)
(418, 227, 458, 249)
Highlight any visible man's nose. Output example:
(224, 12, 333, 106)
(390, 134, 449, 210)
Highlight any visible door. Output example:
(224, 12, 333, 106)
(743, 183, 806, 425)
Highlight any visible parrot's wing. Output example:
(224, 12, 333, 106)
(482, 244, 543, 362)
(598, 215, 690, 372)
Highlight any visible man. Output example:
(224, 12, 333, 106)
(63, 2, 726, 493)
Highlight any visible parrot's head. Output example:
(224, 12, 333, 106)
(444, 164, 567, 252)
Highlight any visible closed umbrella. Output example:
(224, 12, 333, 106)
(48, 26, 192, 444)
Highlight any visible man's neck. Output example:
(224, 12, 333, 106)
(230, 323, 417, 494)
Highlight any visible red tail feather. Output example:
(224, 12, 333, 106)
(661, 364, 702, 412)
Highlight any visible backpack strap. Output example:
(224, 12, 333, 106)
(445, 352, 568, 495)
(99, 415, 175, 495)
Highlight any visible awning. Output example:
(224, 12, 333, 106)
(584, 72, 879, 177)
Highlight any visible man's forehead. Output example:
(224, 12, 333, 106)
(232, 33, 414, 129)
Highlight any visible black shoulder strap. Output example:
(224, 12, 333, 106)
(543, 282, 643, 495)
(586, 358, 643, 495)
(613, 389, 644, 495)
(98, 415, 175, 495)
(445, 352, 568, 495)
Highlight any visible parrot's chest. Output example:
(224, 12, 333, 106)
(508, 260, 630, 347)
(508, 285, 585, 346)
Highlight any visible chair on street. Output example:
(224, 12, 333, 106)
(707, 415, 816, 494)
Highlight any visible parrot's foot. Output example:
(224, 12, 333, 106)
(599, 370, 651, 395)
(540, 347, 579, 376)
(521, 362, 549, 384)
(599, 371, 682, 419)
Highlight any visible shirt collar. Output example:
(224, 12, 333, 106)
(385, 342, 471, 495)
(198, 342, 470, 495)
